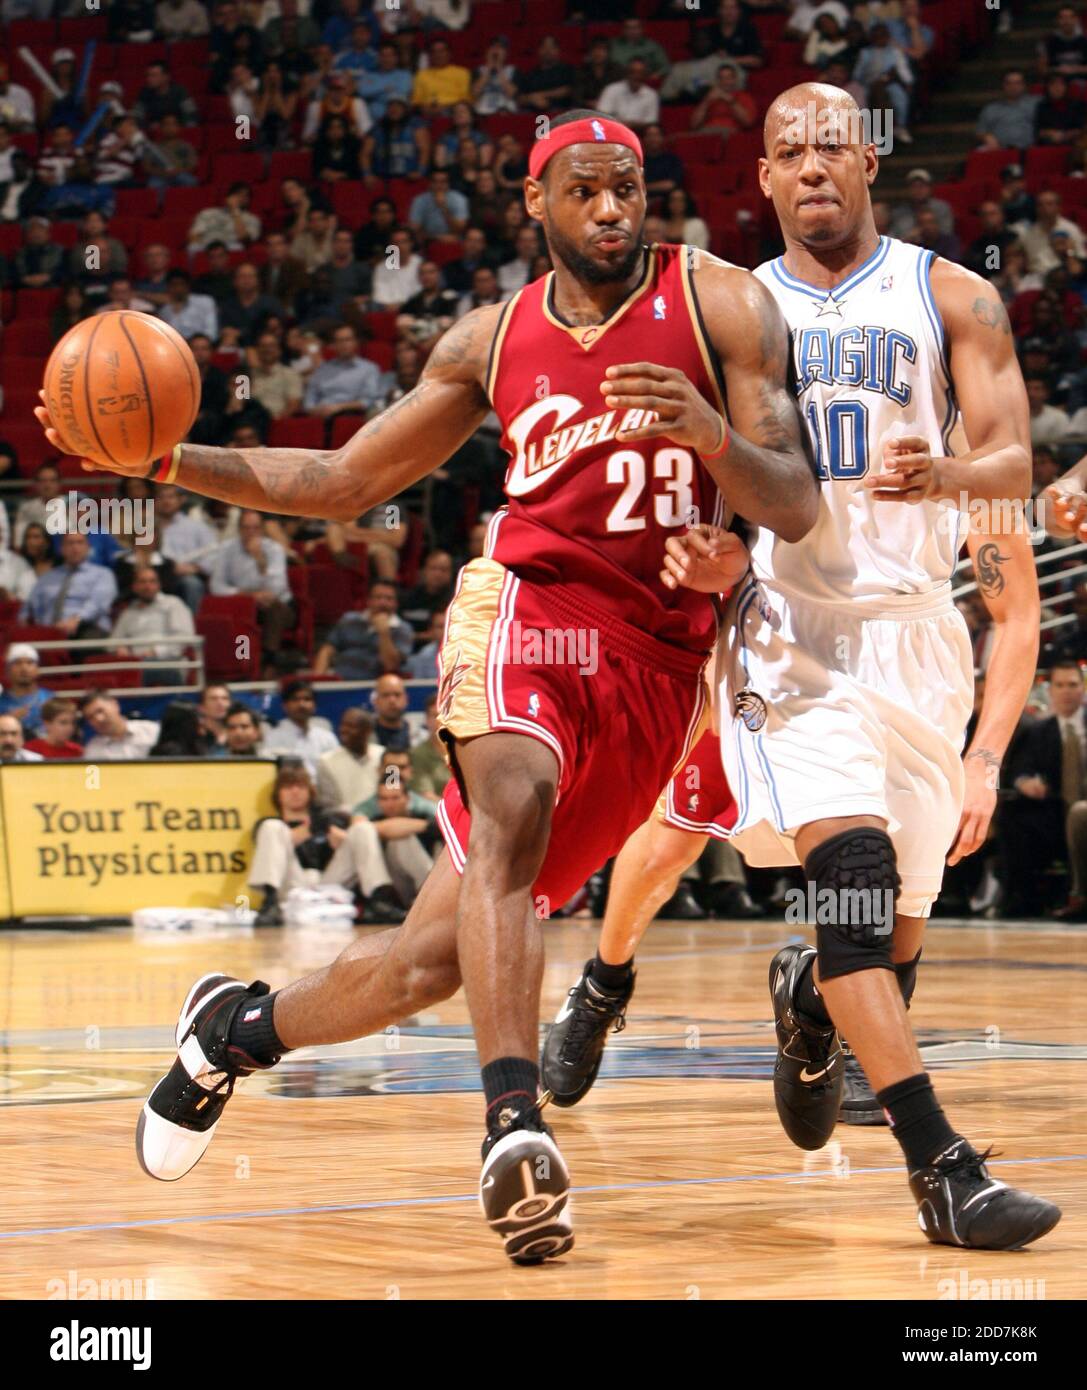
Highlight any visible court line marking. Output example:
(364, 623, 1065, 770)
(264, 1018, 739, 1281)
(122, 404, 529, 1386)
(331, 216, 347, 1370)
(2, 1153, 1084, 1242)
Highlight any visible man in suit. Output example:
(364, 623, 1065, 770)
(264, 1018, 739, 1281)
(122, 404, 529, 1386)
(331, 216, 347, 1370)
(1002, 660, 1084, 916)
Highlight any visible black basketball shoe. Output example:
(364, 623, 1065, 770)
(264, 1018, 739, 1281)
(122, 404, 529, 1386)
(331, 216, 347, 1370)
(480, 1104, 573, 1265)
(837, 1039, 887, 1126)
(540, 961, 634, 1108)
(910, 1139, 1062, 1250)
(136, 973, 279, 1181)
(769, 944, 843, 1150)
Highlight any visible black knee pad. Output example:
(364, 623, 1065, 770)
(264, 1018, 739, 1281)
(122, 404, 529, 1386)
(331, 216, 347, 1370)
(804, 828, 901, 981)
(895, 948, 921, 1007)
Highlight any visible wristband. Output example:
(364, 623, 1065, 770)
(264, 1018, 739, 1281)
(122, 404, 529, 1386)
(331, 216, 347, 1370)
(149, 444, 182, 484)
(702, 417, 730, 461)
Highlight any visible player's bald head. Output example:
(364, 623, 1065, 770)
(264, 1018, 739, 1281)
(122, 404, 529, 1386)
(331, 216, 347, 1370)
(763, 82, 863, 155)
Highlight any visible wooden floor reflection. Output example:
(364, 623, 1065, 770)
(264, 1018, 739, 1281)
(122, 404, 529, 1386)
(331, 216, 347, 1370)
(1, 918, 1083, 1300)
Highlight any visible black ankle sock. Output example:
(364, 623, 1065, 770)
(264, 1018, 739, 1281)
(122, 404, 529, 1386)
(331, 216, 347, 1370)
(795, 954, 832, 1026)
(590, 955, 633, 992)
(481, 1056, 539, 1129)
(228, 991, 286, 1065)
(876, 1072, 959, 1169)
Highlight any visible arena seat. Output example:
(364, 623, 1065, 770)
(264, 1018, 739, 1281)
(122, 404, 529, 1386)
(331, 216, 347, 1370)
(267, 418, 325, 449)
(196, 611, 262, 680)
(285, 566, 315, 653)
(361, 341, 394, 372)
(307, 564, 358, 626)
(199, 595, 259, 629)
(82, 654, 142, 689)
(2, 322, 53, 357)
(965, 148, 1021, 183)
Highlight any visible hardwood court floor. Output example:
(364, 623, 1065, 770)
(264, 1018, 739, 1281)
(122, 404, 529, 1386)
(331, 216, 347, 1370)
(0, 919, 1084, 1300)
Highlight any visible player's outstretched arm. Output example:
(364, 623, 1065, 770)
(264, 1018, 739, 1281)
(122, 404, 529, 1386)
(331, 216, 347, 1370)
(35, 306, 501, 522)
(928, 261, 1032, 507)
(599, 260, 818, 542)
(696, 261, 819, 542)
(947, 525, 1041, 865)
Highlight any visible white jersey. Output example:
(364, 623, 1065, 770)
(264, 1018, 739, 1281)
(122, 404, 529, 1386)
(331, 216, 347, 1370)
(752, 235, 961, 604)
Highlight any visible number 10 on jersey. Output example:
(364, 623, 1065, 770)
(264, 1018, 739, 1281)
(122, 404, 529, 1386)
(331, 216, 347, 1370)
(806, 400, 870, 481)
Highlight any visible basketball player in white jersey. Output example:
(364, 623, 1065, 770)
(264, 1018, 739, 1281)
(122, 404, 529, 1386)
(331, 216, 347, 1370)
(543, 83, 1060, 1249)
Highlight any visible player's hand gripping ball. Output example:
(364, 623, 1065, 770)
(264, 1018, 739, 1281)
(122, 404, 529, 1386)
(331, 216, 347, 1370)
(36, 311, 200, 476)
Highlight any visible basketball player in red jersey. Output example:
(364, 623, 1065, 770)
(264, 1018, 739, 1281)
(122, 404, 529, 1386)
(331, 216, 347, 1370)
(37, 111, 819, 1264)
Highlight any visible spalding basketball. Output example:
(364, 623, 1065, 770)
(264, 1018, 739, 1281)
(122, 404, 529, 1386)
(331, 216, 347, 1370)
(42, 311, 201, 470)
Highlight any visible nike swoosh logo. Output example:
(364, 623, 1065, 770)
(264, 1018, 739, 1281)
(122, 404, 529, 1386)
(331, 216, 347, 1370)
(481, 1175, 496, 1190)
(799, 1067, 829, 1082)
(554, 997, 575, 1024)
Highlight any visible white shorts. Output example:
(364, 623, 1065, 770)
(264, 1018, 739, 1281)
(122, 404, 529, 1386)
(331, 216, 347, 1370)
(716, 576, 973, 918)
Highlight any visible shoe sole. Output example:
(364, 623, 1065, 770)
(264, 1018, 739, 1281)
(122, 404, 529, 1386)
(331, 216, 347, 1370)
(480, 1130, 574, 1265)
(135, 973, 240, 1183)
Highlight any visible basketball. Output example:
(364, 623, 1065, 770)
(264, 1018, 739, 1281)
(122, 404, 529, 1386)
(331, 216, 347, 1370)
(41, 311, 201, 471)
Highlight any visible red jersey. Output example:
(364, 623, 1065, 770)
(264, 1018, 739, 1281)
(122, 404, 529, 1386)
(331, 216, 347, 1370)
(484, 242, 726, 655)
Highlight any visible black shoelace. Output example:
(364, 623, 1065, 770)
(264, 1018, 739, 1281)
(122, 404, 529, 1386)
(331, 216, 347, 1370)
(559, 992, 625, 1063)
(939, 1144, 998, 1187)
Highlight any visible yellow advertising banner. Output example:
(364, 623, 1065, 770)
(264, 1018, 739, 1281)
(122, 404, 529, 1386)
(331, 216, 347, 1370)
(0, 759, 277, 918)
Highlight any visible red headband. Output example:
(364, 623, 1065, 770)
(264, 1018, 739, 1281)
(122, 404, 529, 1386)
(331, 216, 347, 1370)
(528, 117, 644, 181)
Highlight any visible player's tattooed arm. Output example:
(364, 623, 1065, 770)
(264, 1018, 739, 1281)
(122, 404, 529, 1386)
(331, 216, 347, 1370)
(47, 307, 501, 520)
(948, 525, 1040, 864)
(701, 265, 819, 542)
(928, 259, 1031, 507)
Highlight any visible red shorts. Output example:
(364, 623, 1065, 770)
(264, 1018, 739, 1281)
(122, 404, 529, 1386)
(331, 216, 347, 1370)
(656, 687, 739, 840)
(435, 557, 705, 909)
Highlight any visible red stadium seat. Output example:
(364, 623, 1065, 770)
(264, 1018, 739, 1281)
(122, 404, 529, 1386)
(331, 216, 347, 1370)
(267, 418, 325, 449)
(965, 148, 1021, 183)
(114, 188, 159, 218)
(329, 414, 369, 450)
(361, 341, 393, 372)
(397, 512, 425, 588)
(307, 564, 358, 626)
(363, 310, 399, 343)
(269, 151, 314, 183)
(0, 226, 23, 257)
(81, 653, 143, 689)
(214, 152, 267, 185)
(162, 185, 212, 219)
(1025, 147, 1072, 189)
(196, 612, 262, 681)
(285, 566, 315, 654)
(2, 321, 52, 356)
(0, 356, 40, 389)
(199, 594, 258, 627)
(166, 41, 208, 66)
(6, 20, 58, 47)
(330, 182, 366, 230)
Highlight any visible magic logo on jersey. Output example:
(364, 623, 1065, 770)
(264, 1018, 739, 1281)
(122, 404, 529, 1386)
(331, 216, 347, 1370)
(505, 394, 660, 496)
(792, 325, 917, 406)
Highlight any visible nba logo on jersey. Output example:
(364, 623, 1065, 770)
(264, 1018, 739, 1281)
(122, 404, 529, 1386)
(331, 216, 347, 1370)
(528, 693, 540, 717)
(591, 120, 606, 141)
(653, 295, 667, 320)
(880, 275, 894, 291)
